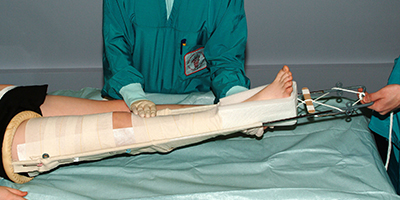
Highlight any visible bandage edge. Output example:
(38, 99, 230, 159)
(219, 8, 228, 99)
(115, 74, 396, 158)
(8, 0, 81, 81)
(2, 110, 41, 184)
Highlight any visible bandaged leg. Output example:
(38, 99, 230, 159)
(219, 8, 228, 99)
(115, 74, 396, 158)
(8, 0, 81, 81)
(11, 108, 226, 178)
(127, 82, 297, 154)
(7, 83, 297, 183)
(19, 112, 114, 162)
(7, 112, 115, 183)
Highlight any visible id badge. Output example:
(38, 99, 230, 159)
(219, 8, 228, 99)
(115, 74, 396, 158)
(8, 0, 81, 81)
(184, 47, 207, 76)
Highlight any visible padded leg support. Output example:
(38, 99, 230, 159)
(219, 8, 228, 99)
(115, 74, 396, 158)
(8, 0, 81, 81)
(128, 105, 223, 153)
(20, 112, 114, 162)
(10, 109, 223, 177)
(2, 111, 41, 184)
(218, 82, 298, 127)
(13, 112, 114, 176)
(10, 83, 298, 182)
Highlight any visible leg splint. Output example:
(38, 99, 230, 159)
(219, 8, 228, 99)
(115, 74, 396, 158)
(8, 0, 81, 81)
(5, 83, 298, 183)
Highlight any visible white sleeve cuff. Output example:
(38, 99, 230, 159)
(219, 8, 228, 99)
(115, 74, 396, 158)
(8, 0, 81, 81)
(226, 85, 249, 97)
(119, 83, 147, 107)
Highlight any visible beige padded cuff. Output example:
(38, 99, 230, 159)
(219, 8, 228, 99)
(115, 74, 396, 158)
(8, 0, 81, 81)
(2, 111, 41, 184)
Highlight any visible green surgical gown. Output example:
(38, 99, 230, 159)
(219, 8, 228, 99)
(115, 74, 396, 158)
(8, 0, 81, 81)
(369, 56, 400, 192)
(101, 0, 250, 100)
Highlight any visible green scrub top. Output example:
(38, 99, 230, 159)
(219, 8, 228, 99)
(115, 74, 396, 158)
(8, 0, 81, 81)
(369, 56, 400, 192)
(369, 57, 400, 148)
(101, 0, 250, 101)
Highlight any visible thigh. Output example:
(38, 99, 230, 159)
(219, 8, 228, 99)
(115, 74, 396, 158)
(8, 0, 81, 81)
(40, 95, 130, 117)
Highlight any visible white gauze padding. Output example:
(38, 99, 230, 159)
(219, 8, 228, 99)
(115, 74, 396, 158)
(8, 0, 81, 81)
(20, 112, 114, 161)
(113, 128, 136, 147)
(219, 82, 298, 127)
(131, 106, 222, 148)
(12, 109, 224, 174)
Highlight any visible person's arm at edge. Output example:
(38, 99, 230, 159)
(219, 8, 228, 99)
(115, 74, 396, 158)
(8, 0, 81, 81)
(205, 0, 250, 101)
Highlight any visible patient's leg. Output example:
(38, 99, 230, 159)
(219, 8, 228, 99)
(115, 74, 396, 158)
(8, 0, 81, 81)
(2, 66, 293, 117)
(0, 84, 131, 117)
(0, 84, 196, 118)
(8, 65, 294, 159)
(9, 108, 223, 176)
(40, 96, 198, 117)
(9, 65, 294, 160)
(11, 112, 132, 161)
(2, 65, 293, 119)
(40, 96, 130, 117)
(4, 66, 296, 183)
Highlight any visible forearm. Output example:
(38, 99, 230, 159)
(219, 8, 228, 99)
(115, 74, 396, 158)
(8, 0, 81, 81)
(102, 0, 142, 99)
(206, 0, 250, 99)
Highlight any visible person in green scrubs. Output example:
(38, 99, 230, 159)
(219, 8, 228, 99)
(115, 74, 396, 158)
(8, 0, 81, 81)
(362, 56, 400, 193)
(101, 0, 250, 118)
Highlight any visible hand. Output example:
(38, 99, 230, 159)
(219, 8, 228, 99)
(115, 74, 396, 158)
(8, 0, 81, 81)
(0, 186, 27, 200)
(362, 84, 400, 115)
(130, 100, 157, 118)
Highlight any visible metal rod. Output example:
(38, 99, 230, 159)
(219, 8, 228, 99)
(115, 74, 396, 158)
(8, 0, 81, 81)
(262, 110, 339, 126)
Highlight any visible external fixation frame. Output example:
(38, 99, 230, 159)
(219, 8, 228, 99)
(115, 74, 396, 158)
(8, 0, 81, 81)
(263, 82, 373, 126)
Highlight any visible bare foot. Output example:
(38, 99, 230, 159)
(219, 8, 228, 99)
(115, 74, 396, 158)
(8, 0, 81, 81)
(245, 65, 293, 102)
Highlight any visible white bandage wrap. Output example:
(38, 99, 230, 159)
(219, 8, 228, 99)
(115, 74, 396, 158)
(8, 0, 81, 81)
(113, 128, 135, 147)
(129, 106, 222, 153)
(13, 113, 114, 173)
(12, 82, 297, 175)
(19, 113, 114, 161)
